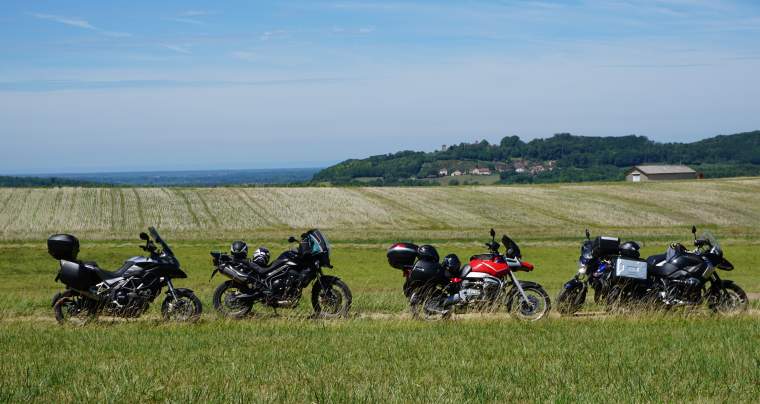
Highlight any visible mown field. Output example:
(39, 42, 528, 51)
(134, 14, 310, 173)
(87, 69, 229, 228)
(1, 179, 759, 401)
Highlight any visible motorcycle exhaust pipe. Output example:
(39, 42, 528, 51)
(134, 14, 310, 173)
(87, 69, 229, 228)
(218, 265, 256, 284)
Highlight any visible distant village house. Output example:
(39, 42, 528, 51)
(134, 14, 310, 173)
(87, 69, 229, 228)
(625, 165, 698, 182)
(438, 168, 448, 176)
(450, 170, 463, 176)
(470, 167, 491, 176)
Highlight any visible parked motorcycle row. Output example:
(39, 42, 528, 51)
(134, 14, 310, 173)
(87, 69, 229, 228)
(47, 226, 748, 324)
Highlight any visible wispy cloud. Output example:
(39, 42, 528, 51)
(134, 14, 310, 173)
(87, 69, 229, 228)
(231, 51, 257, 61)
(30, 13, 96, 30)
(0, 78, 348, 92)
(166, 17, 205, 25)
(30, 12, 131, 37)
(162, 44, 191, 54)
(181, 10, 215, 17)
(260, 30, 287, 41)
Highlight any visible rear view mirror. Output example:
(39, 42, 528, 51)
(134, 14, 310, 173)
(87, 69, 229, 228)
(490, 228, 496, 239)
(691, 225, 697, 235)
(288, 236, 297, 243)
(585, 228, 590, 240)
(139, 232, 150, 241)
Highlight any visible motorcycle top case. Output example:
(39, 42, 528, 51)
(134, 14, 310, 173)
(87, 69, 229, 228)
(48, 234, 80, 261)
(613, 257, 648, 280)
(408, 260, 445, 282)
(387, 242, 418, 270)
(592, 236, 620, 258)
(58, 260, 100, 290)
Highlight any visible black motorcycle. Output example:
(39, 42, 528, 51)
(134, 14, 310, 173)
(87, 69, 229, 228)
(210, 229, 352, 319)
(49, 227, 202, 324)
(558, 227, 749, 314)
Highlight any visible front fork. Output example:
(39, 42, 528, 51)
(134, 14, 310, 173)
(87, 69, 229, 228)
(509, 271, 531, 304)
(165, 278, 179, 300)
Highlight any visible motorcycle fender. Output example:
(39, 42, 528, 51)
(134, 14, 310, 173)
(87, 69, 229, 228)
(167, 287, 195, 295)
(51, 289, 77, 307)
(505, 281, 544, 305)
(717, 258, 734, 271)
(315, 275, 341, 289)
(563, 278, 583, 290)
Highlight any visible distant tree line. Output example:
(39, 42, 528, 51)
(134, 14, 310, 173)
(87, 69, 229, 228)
(313, 131, 760, 184)
(0, 176, 101, 187)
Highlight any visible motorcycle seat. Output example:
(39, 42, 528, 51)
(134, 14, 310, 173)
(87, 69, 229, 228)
(248, 257, 291, 275)
(82, 261, 134, 280)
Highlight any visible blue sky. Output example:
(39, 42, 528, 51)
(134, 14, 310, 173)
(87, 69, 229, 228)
(1, 0, 759, 173)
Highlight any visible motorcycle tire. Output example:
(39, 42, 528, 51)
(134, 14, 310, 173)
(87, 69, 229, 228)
(161, 289, 202, 322)
(709, 282, 749, 315)
(311, 276, 352, 318)
(409, 284, 450, 321)
(556, 284, 586, 316)
(53, 292, 96, 326)
(507, 284, 551, 321)
(213, 281, 253, 319)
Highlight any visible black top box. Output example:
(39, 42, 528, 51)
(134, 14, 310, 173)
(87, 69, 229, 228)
(592, 236, 620, 258)
(47, 234, 80, 261)
(387, 242, 418, 270)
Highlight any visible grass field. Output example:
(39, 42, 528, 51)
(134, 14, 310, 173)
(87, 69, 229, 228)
(1, 179, 759, 401)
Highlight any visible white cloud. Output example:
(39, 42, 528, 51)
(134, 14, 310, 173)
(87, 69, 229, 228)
(30, 12, 132, 37)
(260, 30, 286, 41)
(231, 51, 257, 61)
(181, 10, 214, 17)
(163, 44, 191, 54)
(166, 17, 205, 25)
(358, 26, 375, 33)
(30, 13, 96, 30)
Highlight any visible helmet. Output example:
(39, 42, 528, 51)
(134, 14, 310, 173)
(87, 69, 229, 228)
(251, 247, 270, 266)
(230, 240, 248, 259)
(620, 241, 641, 259)
(442, 254, 461, 277)
(417, 245, 439, 262)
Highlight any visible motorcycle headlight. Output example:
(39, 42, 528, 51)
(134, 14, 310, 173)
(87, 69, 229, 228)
(578, 262, 587, 275)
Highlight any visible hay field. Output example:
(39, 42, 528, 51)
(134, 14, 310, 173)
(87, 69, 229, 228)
(1, 177, 760, 241)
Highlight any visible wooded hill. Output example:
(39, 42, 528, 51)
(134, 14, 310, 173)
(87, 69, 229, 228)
(313, 131, 760, 184)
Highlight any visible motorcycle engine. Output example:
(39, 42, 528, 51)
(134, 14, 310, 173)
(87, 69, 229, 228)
(657, 277, 703, 306)
(460, 278, 501, 304)
(106, 276, 158, 317)
(267, 270, 302, 306)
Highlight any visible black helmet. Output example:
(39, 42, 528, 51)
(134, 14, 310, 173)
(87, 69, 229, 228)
(417, 245, 439, 262)
(230, 240, 248, 259)
(442, 254, 461, 277)
(620, 241, 640, 258)
(251, 247, 270, 266)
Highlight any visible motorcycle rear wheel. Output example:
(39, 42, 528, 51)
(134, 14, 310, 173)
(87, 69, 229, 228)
(213, 281, 254, 319)
(507, 285, 551, 321)
(709, 283, 748, 315)
(409, 284, 449, 321)
(161, 290, 202, 322)
(53, 292, 96, 325)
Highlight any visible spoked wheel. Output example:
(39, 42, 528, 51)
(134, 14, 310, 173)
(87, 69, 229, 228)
(161, 289, 202, 322)
(213, 281, 254, 319)
(409, 285, 449, 321)
(53, 292, 96, 325)
(507, 285, 551, 321)
(311, 277, 352, 319)
(709, 283, 748, 315)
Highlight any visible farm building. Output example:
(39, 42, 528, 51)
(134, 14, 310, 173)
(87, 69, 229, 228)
(625, 165, 698, 182)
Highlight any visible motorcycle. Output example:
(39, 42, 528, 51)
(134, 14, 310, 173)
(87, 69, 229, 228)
(49, 227, 202, 324)
(210, 229, 352, 319)
(558, 226, 749, 314)
(387, 229, 551, 321)
(556, 229, 641, 315)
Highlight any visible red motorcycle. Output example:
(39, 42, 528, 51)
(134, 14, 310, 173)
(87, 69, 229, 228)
(387, 229, 551, 321)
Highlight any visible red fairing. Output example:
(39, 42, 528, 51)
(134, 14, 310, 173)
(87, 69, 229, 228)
(469, 258, 511, 277)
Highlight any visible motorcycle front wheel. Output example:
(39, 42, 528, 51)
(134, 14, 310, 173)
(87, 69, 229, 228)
(213, 281, 254, 319)
(556, 283, 587, 316)
(311, 277, 352, 318)
(507, 284, 551, 321)
(161, 290, 202, 322)
(53, 292, 96, 325)
(709, 282, 748, 315)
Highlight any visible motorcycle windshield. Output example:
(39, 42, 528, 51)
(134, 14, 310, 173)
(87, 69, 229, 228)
(702, 231, 722, 255)
(307, 229, 331, 255)
(149, 226, 175, 257)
